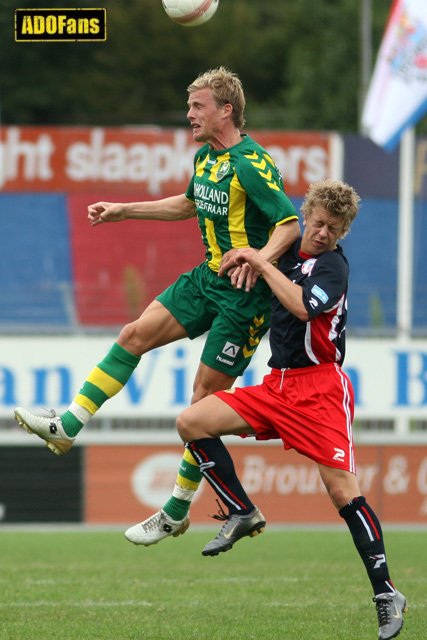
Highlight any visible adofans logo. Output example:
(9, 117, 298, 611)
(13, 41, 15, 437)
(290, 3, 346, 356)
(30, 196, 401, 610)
(15, 8, 107, 42)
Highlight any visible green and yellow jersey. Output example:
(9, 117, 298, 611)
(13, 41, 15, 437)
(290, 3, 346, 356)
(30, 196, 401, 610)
(185, 134, 298, 272)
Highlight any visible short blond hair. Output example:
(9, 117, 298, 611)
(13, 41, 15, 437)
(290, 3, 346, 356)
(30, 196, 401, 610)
(188, 66, 246, 129)
(301, 179, 360, 238)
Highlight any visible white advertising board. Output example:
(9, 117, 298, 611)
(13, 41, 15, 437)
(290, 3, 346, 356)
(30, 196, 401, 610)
(1, 336, 427, 421)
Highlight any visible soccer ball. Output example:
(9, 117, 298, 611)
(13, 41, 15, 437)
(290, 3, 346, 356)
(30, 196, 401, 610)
(162, 0, 219, 27)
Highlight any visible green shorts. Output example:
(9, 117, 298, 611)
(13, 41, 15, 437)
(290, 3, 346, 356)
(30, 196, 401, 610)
(156, 262, 271, 377)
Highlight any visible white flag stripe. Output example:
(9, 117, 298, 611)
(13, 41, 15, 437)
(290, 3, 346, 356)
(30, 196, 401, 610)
(362, 0, 427, 150)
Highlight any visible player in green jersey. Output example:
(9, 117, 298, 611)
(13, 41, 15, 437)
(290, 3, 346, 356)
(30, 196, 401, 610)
(14, 67, 300, 543)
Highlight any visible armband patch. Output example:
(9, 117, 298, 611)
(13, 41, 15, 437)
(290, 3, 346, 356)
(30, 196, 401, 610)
(311, 284, 329, 304)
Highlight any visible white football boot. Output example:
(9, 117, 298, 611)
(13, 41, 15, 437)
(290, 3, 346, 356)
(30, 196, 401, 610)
(14, 406, 75, 455)
(125, 509, 190, 545)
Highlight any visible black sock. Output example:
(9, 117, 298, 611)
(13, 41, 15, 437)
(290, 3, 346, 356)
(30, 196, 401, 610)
(339, 496, 395, 596)
(187, 437, 254, 515)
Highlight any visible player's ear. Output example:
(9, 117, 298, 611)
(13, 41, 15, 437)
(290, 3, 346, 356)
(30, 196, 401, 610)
(222, 102, 233, 118)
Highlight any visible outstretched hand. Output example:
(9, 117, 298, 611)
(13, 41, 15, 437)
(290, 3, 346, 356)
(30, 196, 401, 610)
(87, 202, 127, 226)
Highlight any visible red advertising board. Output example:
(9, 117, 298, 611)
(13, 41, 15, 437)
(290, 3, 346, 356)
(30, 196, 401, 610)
(1, 126, 332, 197)
(84, 443, 427, 525)
(68, 193, 204, 324)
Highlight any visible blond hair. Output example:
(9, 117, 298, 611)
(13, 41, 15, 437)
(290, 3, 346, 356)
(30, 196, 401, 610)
(301, 179, 360, 238)
(188, 66, 246, 129)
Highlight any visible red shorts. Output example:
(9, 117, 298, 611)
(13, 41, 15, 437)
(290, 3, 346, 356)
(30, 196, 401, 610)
(216, 363, 356, 473)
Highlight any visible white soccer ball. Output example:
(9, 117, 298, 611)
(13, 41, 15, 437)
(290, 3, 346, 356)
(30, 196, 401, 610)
(162, 0, 219, 27)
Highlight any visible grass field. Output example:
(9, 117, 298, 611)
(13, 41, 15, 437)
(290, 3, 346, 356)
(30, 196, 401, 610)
(0, 528, 425, 640)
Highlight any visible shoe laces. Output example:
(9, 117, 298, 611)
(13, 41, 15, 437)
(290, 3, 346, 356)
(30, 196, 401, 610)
(43, 408, 57, 419)
(373, 595, 393, 626)
(142, 511, 162, 533)
(208, 499, 228, 522)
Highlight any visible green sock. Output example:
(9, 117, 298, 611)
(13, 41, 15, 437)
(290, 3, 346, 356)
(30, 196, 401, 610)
(61, 342, 141, 437)
(163, 448, 202, 521)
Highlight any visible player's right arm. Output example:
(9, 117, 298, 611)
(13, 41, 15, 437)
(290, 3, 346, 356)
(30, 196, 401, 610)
(88, 194, 197, 226)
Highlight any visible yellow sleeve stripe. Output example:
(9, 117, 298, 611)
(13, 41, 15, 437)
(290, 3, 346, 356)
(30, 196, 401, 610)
(259, 169, 272, 181)
(263, 152, 275, 165)
(251, 157, 267, 170)
(87, 366, 124, 397)
(275, 215, 299, 226)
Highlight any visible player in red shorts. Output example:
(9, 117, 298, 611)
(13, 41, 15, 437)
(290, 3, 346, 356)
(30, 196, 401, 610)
(176, 180, 406, 640)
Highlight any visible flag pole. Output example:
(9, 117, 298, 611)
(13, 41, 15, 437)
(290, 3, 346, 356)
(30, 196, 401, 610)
(359, 0, 372, 134)
(396, 126, 415, 339)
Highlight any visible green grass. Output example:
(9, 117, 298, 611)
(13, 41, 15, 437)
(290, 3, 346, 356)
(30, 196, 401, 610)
(0, 528, 425, 640)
